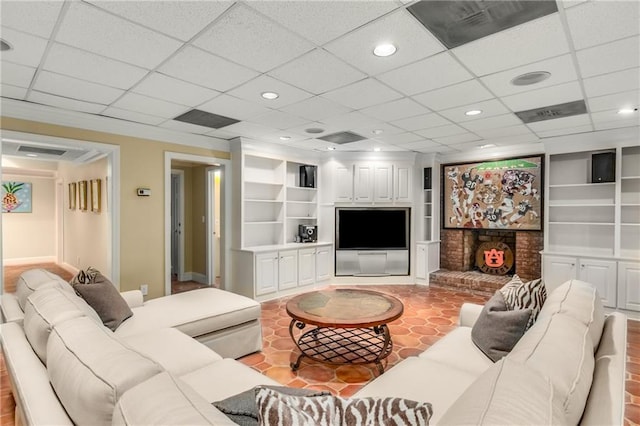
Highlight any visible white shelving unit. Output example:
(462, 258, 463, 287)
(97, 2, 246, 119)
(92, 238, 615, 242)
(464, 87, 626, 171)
(424, 187, 432, 241)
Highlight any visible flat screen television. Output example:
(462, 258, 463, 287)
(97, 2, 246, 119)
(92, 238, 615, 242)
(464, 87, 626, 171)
(336, 208, 410, 250)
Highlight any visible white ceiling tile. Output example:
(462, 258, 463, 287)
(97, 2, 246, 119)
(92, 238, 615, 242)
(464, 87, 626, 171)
(279, 97, 352, 122)
(206, 128, 241, 139)
(248, 110, 309, 130)
(325, 9, 445, 76)
(0, 1, 63, 38)
(412, 80, 494, 111)
(87, 1, 232, 41)
(336, 140, 379, 152)
(198, 94, 271, 121)
(417, 144, 456, 154)
(473, 125, 535, 139)
(566, 1, 640, 50)
(577, 36, 640, 79)
(502, 81, 583, 112)
(0, 27, 48, 67)
(377, 52, 472, 96)
(593, 116, 640, 131)
(285, 122, 342, 139)
(591, 109, 640, 125)
(360, 98, 430, 122)
(415, 124, 468, 139)
(1, 84, 27, 100)
(44, 43, 149, 90)
(194, 4, 314, 73)
(480, 54, 578, 97)
(259, 131, 310, 145)
(452, 14, 569, 76)
(583, 68, 640, 98)
(28, 91, 106, 114)
(217, 121, 282, 139)
(1, 62, 35, 87)
(33, 71, 124, 104)
(133, 73, 219, 107)
(588, 91, 640, 113)
(535, 124, 594, 138)
(321, 78, 402, 110)
(101, 107, 166, 125)
(112, 93, 189, 118)
(55, 2, 182, 69)
(375, 132, 423, 145)
(159, 46, 259, 92)
(248, 1, 398, 45)
(297, 139, 340, 151)
(526, 114, 591, 132)
(559, 0, 588, 9)
(434, 133, 482, 145)
(460, 114, 523, 132)
(395, 140, 441, 150)
(351, 122, 405, 138)
(439, 99, 510, 123)
(268, 49, 366, 95)
(159, 120, 215, 135)
(321, 111, 380, 129)
(227, 75, 313, 109)
(484, 133, 540, 146)
(391, 113, 452, 131)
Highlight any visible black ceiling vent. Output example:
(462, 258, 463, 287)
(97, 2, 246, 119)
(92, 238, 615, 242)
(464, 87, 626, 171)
(407, 1, 558, 49)
(174, 109, 240, 129)
(515, 100, 587, 124)
(18, 145, 67, 156)
(318, 131, 366, 144)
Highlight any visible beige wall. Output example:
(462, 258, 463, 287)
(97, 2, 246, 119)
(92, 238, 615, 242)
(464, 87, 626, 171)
(58, 157, 109, 275)
(1, 175, 56, 261)
(0, 117, 230, 299)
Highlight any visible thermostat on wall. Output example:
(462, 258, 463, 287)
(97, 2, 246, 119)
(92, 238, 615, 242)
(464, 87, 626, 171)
(137, 188, 151, 196)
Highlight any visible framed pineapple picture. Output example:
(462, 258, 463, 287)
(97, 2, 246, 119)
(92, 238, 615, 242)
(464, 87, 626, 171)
(79, 180, 88, 211)
(2, 181, 32, 213)
(91, 179, 101, 212)
(68, 182, 77, 210)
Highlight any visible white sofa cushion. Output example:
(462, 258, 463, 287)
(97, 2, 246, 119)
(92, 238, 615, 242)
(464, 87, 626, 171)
(113, 372, 236, 425)
(47, 317, 163, 425)
(118, 328, 223, 376)
(438, 358, 567, 425)
(15, 268, 72, 310)
(23, 286, 102, 364)
(418, 327, 494, 376)
(115, 288, 261, 339)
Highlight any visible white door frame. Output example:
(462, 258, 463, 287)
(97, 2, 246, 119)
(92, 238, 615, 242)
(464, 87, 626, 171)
(164, 152, 231, 296)
(0, 130, 121, 290)
(206, 167, 222, 286)
(170, 169, 185, 281)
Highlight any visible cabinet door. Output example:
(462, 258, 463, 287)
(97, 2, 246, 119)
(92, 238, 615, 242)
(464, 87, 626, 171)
(617, 261, 640, 311)
(578, 259, 617, 308)
(298, 248, 316, 286)
(415, 243, 426, 280)
(255, 252, 278, 296)
(374, 164, 393, 202)
(395, 165, 412, 202)
(316, 245, 332, 282)
(542, 255, 577, 293)
(278, 250, 298, 290)
(334, 165, 353, 202)
(353, 164, 373, 202)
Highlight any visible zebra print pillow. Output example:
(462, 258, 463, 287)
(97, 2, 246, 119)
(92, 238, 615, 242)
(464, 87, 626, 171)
(256, 387, 432, 426)
(499, 277, 547, 329)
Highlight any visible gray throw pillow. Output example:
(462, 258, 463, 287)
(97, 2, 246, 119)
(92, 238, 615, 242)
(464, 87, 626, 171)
(73, 272, 133, 331)
(213, 386, 331, 426)
(471, 291, 531, 362)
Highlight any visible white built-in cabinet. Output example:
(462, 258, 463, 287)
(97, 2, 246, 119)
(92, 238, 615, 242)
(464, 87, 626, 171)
(335, 165, 354, 202)
(415, 241, 440, 284)
(542, 145, 640, 311)
(334, 161, 412, 204)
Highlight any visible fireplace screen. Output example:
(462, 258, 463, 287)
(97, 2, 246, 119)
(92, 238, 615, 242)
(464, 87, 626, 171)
(443, 155, 543, 231)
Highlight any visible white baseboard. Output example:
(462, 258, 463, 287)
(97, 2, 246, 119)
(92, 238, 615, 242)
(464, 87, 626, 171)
(59, 262, 80, 276)
(178, 271, 208, 285)
(3, 256, 56, 266)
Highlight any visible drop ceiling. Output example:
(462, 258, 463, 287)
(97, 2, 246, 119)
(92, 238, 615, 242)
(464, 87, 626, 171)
(0, 0, 638, 154)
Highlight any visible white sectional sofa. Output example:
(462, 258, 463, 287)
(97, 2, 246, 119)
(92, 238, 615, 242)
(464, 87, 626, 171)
(0, 270, 628, 425)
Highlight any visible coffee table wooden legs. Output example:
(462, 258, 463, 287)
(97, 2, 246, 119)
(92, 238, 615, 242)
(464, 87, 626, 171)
(288, 319, 393, 374)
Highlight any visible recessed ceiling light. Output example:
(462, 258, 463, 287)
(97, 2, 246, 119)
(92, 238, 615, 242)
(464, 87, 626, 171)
(327, 146, 336, 151)
(511, 71, 551, 86)
(618, 107, 637, 115)
(305, 127, 324, 134)
(372, 129, 384, 135)
(373, 147, 381, 152)
(479, 143, 496, 149)
(279, 136, 291, 141)
(465, 109, 482, 116)
(26, 153, 38, 157)
(373, 43, 397, 57)
(0, 39, 12, 51)
(261, 92, 279, 100)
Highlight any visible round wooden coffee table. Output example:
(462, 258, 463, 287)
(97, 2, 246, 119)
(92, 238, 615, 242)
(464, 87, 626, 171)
(286, 288, 403, 374)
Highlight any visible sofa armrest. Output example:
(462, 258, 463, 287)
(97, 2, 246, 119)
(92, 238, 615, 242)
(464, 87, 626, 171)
(1, 293, 24, 325)
(458, 303, 484, 327)
(121, 290, 144, 308)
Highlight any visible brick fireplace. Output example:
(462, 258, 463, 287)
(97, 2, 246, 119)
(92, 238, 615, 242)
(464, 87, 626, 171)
(431, 229, 543, 294)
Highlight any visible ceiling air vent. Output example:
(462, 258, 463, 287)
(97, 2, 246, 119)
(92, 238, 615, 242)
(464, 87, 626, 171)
(18, 145, 67, 156)
(318, 131, 366, 144)
(173, 109, 239, 129)
(515, 100, 587, 124)
(407, 1, 558, 48)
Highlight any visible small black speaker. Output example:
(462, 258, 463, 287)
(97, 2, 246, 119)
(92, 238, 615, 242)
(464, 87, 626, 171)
(423, 167, 432, 190)
(299, 165, 316, 188)
(592, 152, 616, 183)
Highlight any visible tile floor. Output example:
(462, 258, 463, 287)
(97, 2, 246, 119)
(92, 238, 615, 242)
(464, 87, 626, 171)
(0, 266, 639, 426)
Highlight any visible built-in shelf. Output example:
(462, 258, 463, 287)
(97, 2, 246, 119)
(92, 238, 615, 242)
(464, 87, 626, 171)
(549, 222, 615, 226)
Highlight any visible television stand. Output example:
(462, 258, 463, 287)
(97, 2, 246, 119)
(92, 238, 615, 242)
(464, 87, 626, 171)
(335, 250, 409, 276)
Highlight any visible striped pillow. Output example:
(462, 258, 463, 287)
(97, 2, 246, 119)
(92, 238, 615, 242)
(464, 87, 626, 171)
(499, 277, 547, 329)
(256, 387, 432, 426)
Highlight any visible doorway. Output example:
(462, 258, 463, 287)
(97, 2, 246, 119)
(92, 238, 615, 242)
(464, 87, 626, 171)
(170, 170, 184, 281)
